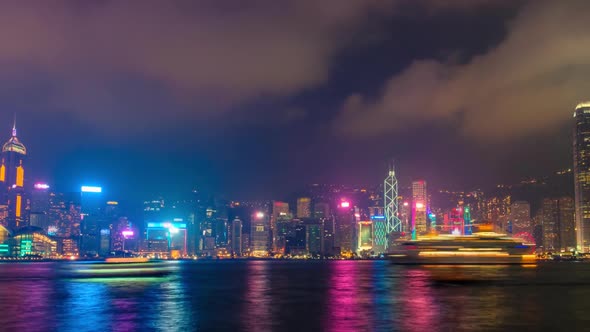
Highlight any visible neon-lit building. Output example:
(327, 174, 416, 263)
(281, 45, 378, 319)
(10, 226, 56, 257)
(371, 215, 387, 254)
(296, 197, 311, 218)
(357, 221, 373, 253)
(384, 164, 402, 240)
(335, 200, 355, 256)
(0, 119, 26, 230)
(412, 180, 428, 236)
(250, 212, 270, 257)
(145, 221, 188, 256)
(80, 186, 104, 255)
(443, 207, 464, 235)
(574, 102, 590, 251)
(0, 224, 9, 244)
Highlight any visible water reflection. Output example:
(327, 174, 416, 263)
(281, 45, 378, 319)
(242, 261, 272, 331)
(326, 261, 375, 332)
(1, 261, 590, 331)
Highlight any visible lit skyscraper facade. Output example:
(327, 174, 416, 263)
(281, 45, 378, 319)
(384, 165, 402, 242)
(250, 211, 269, 257)
(510, 201, 531, 235)
(574, 102, 590, 251)
(296, 197, 311, 218)
(271, 201, 289, 252)
(0, 121, 26, 230)
(231, 217, 242, 256)
(412, 180, 428, 236)
(543, 197, 576, 252)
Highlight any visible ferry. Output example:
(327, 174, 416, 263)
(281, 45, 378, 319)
(387, 232, 536, 265)
(61, 257, 176, 278)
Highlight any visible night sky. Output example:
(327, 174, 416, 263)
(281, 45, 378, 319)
(0, 1, 586, 200)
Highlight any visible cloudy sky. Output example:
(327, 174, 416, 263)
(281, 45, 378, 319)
(0, 0, 585, 199)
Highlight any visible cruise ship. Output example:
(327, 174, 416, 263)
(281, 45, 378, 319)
(387, 232, 536, 265)
(61, 257, 176, 278)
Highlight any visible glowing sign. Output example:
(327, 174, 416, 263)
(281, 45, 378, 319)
(173, 218, 183, 222)
(81, 186, 102, 193)
(122, 230, 134, 239)
(47, 226, 58, 236)
(340, 201, 350, 208)
(106, 201, 118, 205)
(100, 229, 110, 235)
(34, 183, 50, 190)
(255, 212, 264, 219)
(415, 202, 424, 209)
(403, 202, 409, 207)
(371, 215, 385, 219)
(147, 222, 187, 229)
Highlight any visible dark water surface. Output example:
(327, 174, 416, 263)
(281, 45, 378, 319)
(1, 260, 590, 331)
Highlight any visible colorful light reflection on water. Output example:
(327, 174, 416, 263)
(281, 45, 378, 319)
(0, 261, 589, 331)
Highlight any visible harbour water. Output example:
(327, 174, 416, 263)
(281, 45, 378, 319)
(1, 260, 590, 331)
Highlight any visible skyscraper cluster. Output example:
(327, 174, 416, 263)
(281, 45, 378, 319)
(1, 100, 588, 259)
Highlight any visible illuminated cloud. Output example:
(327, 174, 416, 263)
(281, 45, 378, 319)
(333, 1, 590, 141)
(0, 1, 395, 132)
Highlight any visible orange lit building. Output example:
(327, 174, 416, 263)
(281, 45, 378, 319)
(0, 120, 26, 230)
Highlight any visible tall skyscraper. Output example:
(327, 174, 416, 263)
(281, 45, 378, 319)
(296, 197, 311, 218)
(0, 120, 26, 230)
(412, 180, 428, 236)
(543, 197, 576, 252)
(271, 201, 289, 252)
(510, 201, 531, 235)
(250, 211, 269, 257)
(384, 165, 402, 242)
(230, 217, 242, 256)
(334, 200, 354, 256)
(30, 183, 50, 232)
(574, 101, 590, 251)
(79, 186, 104, 255)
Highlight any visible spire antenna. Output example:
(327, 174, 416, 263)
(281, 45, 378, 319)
(12, 113, 16, 137)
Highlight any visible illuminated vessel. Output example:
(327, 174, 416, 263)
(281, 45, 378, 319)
(387, 232, 536, 265)
(61, 257, 176, 278)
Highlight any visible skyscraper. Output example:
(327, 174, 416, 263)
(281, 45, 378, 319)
(412, 180, 428, 236)
(334, 200, 354, 256)
(510, 201, 531, 235)
(543, 197, 576, 252)
(271, 201, 289, 252)
(0, 120, 26, 230)
(79, 186, 104, 255)
(250, 211, 269, 257)
(230, 217, 242, 256)
(296, 197, 311, 218)
(574, 101, 590, 251)
(384, 164, 402, 242)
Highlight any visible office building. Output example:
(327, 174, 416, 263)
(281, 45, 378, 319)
(543, 197, 576, 252)
(412, 180, 428, 235)
(230, 217, 242, 256)
(296, 197, 311, 218)
(510, 201, 531, 235)
(334, 200, 355, 256)
(574, 102, 590, 251)
(250, 211, 269, 257)
(0, 121, 26, 230)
